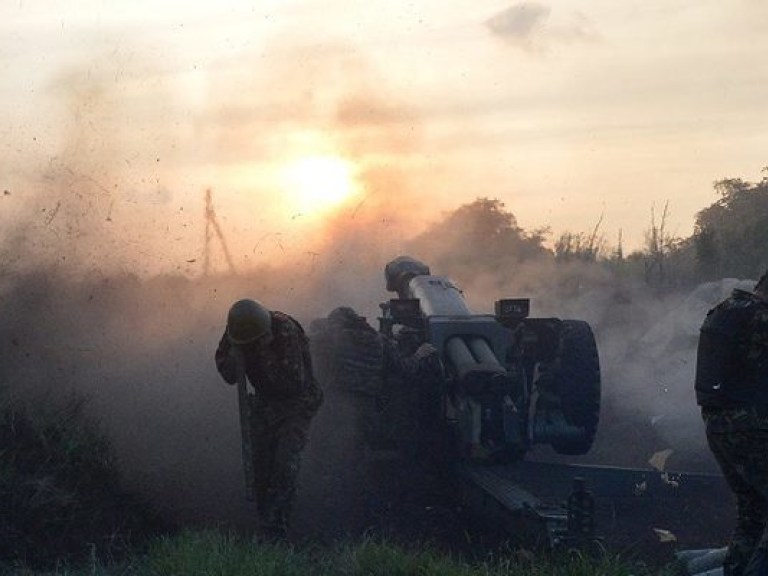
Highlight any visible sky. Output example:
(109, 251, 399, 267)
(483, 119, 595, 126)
(2, 0, 767, 275)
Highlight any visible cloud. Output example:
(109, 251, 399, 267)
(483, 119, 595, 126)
(486, 2, 598, 52)
(487, 2, 550, 41)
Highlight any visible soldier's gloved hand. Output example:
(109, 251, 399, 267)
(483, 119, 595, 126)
(412, 343, 441, 375)
(219, 348, 243, 385)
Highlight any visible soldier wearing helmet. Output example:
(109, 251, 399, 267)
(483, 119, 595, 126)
(695, 270, 768, 576)
(215, 299, 323, 540)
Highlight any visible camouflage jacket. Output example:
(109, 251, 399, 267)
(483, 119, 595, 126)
(309, 307, 385, 396)
(702, 405, 768, 432)
(695, 288, 768, 409)
(215, 311, 322, 404)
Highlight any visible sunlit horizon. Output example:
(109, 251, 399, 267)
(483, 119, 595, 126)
(2, 1, 767, 275)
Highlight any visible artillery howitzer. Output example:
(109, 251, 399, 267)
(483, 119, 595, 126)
(313, 255, 601, 464)
(310, 258, 736, 553)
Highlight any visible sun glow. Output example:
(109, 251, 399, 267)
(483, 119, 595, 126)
(279, 155, 360, 217)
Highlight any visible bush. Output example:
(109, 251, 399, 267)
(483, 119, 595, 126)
(0, 389, 156, 568)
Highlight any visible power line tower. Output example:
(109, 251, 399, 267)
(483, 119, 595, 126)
(203, 188, 237, 276)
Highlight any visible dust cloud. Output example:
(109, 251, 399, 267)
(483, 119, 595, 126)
(0, 35, 742, 534)
(1, 215, 743, 532)
(0, 37, 429, 529)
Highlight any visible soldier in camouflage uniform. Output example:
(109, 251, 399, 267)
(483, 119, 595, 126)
(382, 326, 443, 460)
(311, 307, 442, 457)
(215, 299, 323, 539)
(695, 271, 768, 576)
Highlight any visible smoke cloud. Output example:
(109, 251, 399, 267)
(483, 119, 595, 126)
(0, 26, 738, 537)
(2, 215, 741, 534)
(0, 33, 430, 530)
(1, 210, 744, 534)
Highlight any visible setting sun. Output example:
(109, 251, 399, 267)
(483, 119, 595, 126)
(279, 155, 360, 217)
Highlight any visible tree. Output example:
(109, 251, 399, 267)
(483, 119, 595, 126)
(643, 202, 680, 290)
(693, 173, 768, 279)
(693, 226, 720, 281)
(407, 198, 551, 285)
(554, 214, 605, 263)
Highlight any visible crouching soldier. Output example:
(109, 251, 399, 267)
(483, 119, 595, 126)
(215, 299, 323, 539)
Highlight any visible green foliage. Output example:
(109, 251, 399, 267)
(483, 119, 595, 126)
(407, 197, 551, 289)
(0, 389, 155, 568)
(335, 538, 477, 576)
(692, 173, 768, 279)
(15, 531, 663, 576)
(693, 227, 720, 281)
(143, 530, 317, 576)
(395, 172, 768, 293)
(549, 168, 768, 289)
(555, 214, 605, 264)
(555, 232, 604, 263)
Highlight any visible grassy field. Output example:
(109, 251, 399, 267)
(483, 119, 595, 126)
(2, 529, 676, 576)
(0, 387, 682, 575)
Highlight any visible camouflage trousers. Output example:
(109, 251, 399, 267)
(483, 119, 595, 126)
(250, 389, 322, 538)
(704, 408, 768, 576)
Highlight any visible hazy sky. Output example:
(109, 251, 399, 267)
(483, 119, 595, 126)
(2, 0, 767, 273)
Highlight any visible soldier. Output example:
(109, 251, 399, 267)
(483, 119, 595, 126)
(310, 306, 441, 457)
(215, 299, 323, 539)
(695, 271, 768, 576)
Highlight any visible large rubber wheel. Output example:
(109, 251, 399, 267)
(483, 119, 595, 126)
(551, 320, 601, 455)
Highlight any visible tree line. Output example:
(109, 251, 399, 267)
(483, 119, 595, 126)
(408, 167, 768, 293)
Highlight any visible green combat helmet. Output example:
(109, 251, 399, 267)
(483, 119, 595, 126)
(227, 299, 272, 344)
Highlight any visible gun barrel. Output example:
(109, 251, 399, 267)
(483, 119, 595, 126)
(445, 335, 506, 393)
(408, 275, 472, 316)
(466, 336, 499, 365)
(384, 256, 473, 316)
(385, 255, 510, 392)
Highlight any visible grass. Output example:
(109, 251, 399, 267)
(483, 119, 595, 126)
(1, 529, 675, 576)
(0, 387, 677, 575)
(144, 531, 317, 576)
